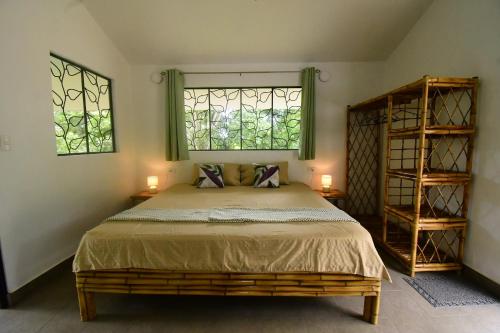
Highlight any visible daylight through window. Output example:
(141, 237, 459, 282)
(50, 53, 115, 155)
(185, 87, 302, 150)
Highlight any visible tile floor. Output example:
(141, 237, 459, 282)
(1, 256, 499, 333)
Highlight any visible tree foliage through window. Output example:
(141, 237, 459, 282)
(185, 87, 301, 150)
(50, 54, 115, 155)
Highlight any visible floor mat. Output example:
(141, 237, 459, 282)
(403, 272, 498, 307)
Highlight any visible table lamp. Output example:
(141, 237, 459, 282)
(321, 175, 332, 193)
(147, 176, 159, 194)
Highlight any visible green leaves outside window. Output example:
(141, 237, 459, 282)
(50, 53, 115, 155)
(184, 87, 301, 151)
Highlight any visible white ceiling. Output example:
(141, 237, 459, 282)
(83, 0, 433, 65)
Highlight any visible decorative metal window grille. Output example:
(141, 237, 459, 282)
(50, 53, 115, 155)
(185, 87, 302, 151)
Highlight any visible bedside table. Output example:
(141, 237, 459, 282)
(315, 189, 346, 209)
(130, 191, 157, 206)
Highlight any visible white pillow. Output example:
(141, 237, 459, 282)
(197, 164, 224, 188)
(253, 165, 280, 188)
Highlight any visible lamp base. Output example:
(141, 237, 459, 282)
(148, 187, 158, 194)
(322, 186, 331, 193)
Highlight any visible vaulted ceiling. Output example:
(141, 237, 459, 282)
(83, 0, 433, 65)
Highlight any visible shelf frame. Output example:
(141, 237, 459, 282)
(346, 75, 478, 277)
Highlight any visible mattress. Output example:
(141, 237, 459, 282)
(73, 183, 390, 280)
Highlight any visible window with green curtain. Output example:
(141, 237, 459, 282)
(184, 87, 302, 151)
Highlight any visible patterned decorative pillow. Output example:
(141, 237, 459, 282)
(197, 164, 224, 188)
(253, 165, 280, 188)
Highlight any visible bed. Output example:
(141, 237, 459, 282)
(73, 183, 390, 324)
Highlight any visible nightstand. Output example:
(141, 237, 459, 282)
(315, 189, 346, 209)
(130, 191, 156, 206)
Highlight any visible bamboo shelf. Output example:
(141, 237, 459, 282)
(384, 204, 468, 224)
(386, 168, 470, 181)
(389, 127, 475, 137)
(381, 212, 465, 271)
(346, 75, 478, 276)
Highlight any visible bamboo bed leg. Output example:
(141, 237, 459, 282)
(371, 294, 381, 325)
(77, 288, 96, 321)
(363, 294, 380, 325)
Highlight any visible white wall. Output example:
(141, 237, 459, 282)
(0, 0, 136, 292)
(382, 0, 500, 283)
(3, 0, 497, 293)
(131, 62, 384, 191)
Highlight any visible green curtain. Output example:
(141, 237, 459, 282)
(299, 67, 316, 160)
(165, 69, 189, 161)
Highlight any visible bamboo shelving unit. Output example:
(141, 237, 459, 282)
(346, 76, 478, 276)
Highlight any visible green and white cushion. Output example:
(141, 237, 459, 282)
(253, 164, 280, 188)
(197, 164, 224, 188)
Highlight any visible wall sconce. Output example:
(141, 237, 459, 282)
(147, 176, 159, 194)
(321, 175, 332, 193)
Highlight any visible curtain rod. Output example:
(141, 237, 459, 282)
(160, 69, 320, 76)
(154, 69, 328, 83)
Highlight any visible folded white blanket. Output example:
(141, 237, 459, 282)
(106, 208, 358, 224)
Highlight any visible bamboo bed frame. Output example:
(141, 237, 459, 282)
(76, 269, 381, 324)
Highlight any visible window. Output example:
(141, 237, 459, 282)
(50, 53, 115, 155)
(185, 87, 301, 151)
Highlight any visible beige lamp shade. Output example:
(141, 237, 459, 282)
(321, 175, 332, 192)
(147, 176, 159, 193)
